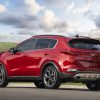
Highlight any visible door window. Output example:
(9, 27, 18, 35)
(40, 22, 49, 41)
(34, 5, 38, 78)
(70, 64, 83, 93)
(35, 38, 57, 49)
(15, 38, 36, 52)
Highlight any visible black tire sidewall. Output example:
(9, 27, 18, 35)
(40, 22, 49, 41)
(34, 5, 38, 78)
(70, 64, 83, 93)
(0, 64, 8, 87)
(86, 81, 100, 91)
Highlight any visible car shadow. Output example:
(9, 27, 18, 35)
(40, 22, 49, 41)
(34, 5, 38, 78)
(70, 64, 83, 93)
(6, 87, 88, 91)
(5, 86, 100, 92)
(58, 88, 89, 91)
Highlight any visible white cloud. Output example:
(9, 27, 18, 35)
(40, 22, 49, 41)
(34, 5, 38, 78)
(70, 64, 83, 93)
(73, 0, 94, 14)
(86, 29, 100, 38)
(67, 16, 96, 34)
(40, 9, 68, 32)
(66, 2, 75, 11)
(41, 9, 58, 29)
(0, 0, 99, 42)
(24, 0, 44, 16)
(44, 0, 68, 8)
(0, 4, 6, 13)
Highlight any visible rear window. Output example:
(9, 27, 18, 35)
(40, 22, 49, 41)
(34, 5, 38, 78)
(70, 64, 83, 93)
(68, 39, 100, 50)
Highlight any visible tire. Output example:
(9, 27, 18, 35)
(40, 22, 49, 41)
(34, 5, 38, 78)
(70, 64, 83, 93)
(86, 81, 100, 91)
(34, 81, 45, 88)
(0, 65, 8, 87)
(43, 65, 61, 89)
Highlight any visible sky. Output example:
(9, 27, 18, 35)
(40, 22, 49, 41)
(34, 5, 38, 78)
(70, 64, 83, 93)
(0, 0, 100, 42)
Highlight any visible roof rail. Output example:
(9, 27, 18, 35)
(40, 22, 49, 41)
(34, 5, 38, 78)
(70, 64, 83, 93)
(34, 34, 67, 37)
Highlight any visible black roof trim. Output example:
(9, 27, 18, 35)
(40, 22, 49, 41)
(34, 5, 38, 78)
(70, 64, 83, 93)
(34, 34, 67, 38)
(34, 34, 92, 39)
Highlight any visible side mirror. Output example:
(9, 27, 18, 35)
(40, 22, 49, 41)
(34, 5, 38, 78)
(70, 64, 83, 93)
(9, 48, 15, 53)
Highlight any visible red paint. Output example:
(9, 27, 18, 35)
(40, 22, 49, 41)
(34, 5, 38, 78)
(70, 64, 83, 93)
(0, 35, 100, 77)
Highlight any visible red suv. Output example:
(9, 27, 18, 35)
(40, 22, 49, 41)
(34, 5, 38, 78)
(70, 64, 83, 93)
(0, 35, 100, 90)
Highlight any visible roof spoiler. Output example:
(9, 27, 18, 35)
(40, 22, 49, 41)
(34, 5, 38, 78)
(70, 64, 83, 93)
(75, 34, 91, 39)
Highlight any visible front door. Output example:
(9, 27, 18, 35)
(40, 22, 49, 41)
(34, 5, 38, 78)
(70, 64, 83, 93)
(7, 38, 36, 76)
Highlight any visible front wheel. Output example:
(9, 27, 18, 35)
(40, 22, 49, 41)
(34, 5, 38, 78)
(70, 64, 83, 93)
(0, 65, 8, 87)
(43, 65, 61, 89)
(86, 81, 100, 91)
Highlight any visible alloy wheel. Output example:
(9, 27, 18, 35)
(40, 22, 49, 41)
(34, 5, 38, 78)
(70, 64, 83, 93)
(43, 66, 57, 88)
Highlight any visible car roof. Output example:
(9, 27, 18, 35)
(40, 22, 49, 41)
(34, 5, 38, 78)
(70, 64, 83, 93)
(32, 34, 92, 40)
(32, 35, 68, 40)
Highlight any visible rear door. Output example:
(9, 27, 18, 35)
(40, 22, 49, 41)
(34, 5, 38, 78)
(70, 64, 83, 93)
(26, 38, 57, 76)
(68, 38, 100, 71)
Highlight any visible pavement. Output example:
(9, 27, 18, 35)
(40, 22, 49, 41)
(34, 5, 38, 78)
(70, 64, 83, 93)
(0, 83, 100, 100)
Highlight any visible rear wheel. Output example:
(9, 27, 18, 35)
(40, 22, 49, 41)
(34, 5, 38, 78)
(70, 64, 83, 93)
(0, 65, 8, 87)
(86, 81, 100, 91)
(34, 81, 45, 88)
(43, 65, 61, 89)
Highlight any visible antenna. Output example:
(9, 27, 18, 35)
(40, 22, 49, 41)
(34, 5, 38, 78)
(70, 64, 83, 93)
(75, 34, 79, 38)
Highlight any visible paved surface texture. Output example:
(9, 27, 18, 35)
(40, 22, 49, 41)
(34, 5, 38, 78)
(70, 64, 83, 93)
(0, 83, 100, 100)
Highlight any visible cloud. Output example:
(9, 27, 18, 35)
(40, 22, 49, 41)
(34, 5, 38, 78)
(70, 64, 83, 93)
(17, 31, 36, 35)
(39, 9, 68, 32)
(73, 0, 94, 14)
(1, 0, 99, 42)
(6, 0, 44, 16)
(93, 15, 100, 28)
(24, 0, 44, 16)
(40, 9, 58, 30)
(44, 0, 68, 8)
(66, 2, 75, 11)
(86, 29, 100, 38)
(0, 4, 6, 13)
(0, 14, 39, 30)
(0, 8, 68, 34)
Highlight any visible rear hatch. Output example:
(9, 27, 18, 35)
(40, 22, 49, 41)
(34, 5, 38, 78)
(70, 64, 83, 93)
(67, 38, 100, 71)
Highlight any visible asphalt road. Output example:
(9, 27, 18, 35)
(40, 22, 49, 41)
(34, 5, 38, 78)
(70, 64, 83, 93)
(0, 83, 100, 100)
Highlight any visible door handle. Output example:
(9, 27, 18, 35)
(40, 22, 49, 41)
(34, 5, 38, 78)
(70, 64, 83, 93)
(44, 53, 49, 56)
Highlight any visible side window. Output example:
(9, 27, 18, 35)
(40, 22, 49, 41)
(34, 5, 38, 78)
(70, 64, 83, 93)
(35, 39, 50, 49)
(35, 38, 57, 49)
(49, 39, 57, 48)
(15, 38, 36, 52)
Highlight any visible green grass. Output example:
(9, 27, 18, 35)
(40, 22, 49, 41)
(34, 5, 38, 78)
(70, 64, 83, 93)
(0, 42, 16, 52)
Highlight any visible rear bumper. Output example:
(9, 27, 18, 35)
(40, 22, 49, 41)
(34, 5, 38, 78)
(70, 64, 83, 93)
(60, 71, 100, 82)
(74, 73, 100, 80)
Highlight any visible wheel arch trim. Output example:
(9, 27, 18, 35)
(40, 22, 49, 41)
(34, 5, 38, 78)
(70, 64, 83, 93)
(40, 61, 62, 79)
(0, 62, 9, 77)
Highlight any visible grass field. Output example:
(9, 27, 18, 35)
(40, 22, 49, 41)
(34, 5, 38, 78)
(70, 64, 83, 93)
(0, 42, 16, 51)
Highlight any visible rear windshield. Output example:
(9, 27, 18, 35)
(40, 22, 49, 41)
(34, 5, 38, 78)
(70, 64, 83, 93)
(68, 39, 100, 50)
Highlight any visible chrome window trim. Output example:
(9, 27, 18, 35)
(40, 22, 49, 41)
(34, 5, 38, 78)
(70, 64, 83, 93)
(13, 37, 58, 52)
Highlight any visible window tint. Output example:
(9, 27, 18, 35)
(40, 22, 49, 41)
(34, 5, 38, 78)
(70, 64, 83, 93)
(35, 38, 57, 49)
(68, 39, 100, 50)
(49, 39, 57, 48)
(15, 38, 36, 52)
